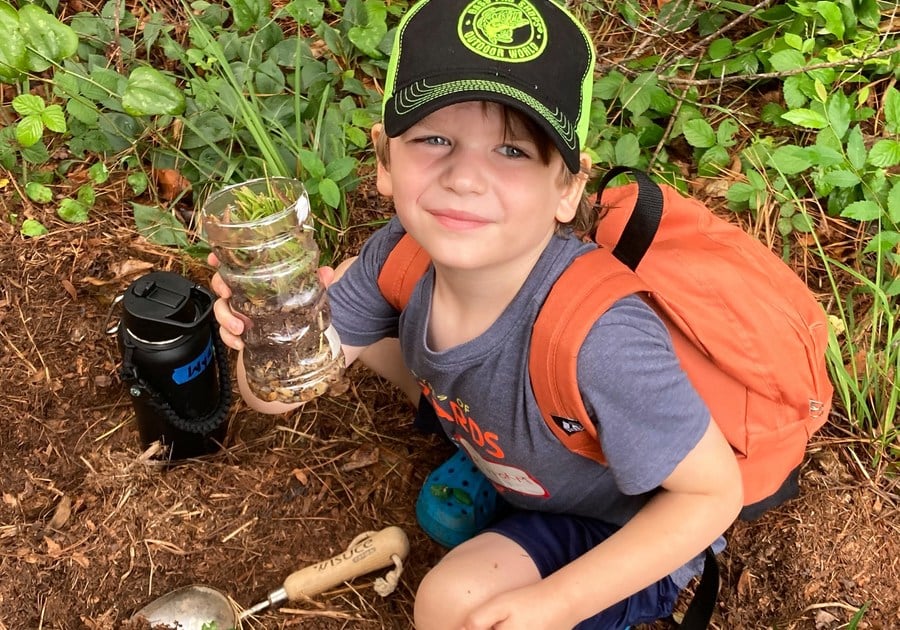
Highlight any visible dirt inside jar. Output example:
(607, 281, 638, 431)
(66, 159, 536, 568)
(232, 288, 348, 404)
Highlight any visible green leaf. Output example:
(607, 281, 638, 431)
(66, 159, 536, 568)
(318, 178, 341, 208)
(283, 0, 324, 26)
(707, 38, 732, 60)
(716, 119, 738, 148)
(41, 104, 66, 134)
(782, 75, 808, 109)
(792, 213, 814, 232)
(814, 1, 844, 40)
(18, 4, 78, 72)
(826, 169, 861, 188)
(845, 127, 867, 170)
(682, 118, 716, 148)
(132, 203, 190, 247)
(298, 149, 326, 179)
(20, 218, 48, 237)
(825, 91, 850, 139)
(614, 133, 641, 166)
(768, 145, 813, 175)
(25, 181, 52, 203)
(620, 73, 656, 117)
(867, 140, 900, 167)
(840, 200, 881, 222)
(88, 162, 109, 184)
(0, 1, 26, 82)
(57, 198, 89, 223)
(781, 108, 828, 129)
(226, 0, 269, 32)
(325, 156, 358, 182)
(806, 145, 843, 167)
(726, 182, 754, 203)
(12, 94, 44, 116)
(16, 115, 43, 147)
(885, 87, 900, 134)
(769, 49, 806, 72)
(122, 66, 185, 117)
(76, 184, 95, 206)
(127, 172, 148, 196)
(698, 145, 730, 177)
(888, 180, 900, 225)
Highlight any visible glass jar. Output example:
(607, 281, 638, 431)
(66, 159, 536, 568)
(200, 177, 346, 404)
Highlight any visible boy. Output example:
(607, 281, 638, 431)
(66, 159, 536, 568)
(212, 1, 743, 628)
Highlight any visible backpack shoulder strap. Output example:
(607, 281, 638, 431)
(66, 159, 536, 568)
(377, 232, 431, 311)
(597, 166, 663, 271)
(529, 247, 648, 464)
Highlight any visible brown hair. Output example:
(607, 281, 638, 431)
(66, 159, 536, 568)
(374, 103, 595, 234)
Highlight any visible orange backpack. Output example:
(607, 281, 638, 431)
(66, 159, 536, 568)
(378, 166, 833, 521)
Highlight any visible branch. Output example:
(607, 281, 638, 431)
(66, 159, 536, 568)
(658, 43, 900, 87)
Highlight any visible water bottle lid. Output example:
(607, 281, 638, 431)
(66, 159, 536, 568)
(121, 271, 213, 342)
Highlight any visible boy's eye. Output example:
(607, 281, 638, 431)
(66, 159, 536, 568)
(498, 144, 529, 159)
(417, 135, 450, 146)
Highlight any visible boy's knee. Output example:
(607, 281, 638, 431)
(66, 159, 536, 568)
(413, 534, 541, 630)
(414, 559, 478, 630)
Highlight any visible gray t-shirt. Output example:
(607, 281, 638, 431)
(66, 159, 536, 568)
(329, 217, 717, 586)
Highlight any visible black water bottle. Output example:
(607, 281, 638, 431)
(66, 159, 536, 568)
(117, 271, 231, 460)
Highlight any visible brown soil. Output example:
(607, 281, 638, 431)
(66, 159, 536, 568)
(1, 174, 899, 630)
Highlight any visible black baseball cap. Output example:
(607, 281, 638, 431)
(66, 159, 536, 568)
(382, 0, 595, 173)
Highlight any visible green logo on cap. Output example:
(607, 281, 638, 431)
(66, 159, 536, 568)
(458, 0, 547, 63)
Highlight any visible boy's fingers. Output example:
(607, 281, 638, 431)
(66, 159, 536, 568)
(213, 299, 244, 338)
(318, 266, 335, 287)
(207, 252, 220, 267)
(209, 272, 231, 299)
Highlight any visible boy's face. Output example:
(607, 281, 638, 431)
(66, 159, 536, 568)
(374, 101, 588, 273)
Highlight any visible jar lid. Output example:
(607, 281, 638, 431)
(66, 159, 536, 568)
(121, 271, 213, 342)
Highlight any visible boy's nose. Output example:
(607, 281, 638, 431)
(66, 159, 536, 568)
(438, 148, 488, 195)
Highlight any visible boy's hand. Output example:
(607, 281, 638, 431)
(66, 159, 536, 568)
(208, 253, 251, 351)
(461, 583, 577, 630)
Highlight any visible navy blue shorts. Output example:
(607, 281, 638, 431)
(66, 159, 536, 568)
(486, 511, 681, 630)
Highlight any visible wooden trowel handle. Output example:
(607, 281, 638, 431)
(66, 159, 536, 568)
(282, 526, 410, 600)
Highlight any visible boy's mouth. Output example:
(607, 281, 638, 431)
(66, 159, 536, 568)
(428, 209, 491, 231)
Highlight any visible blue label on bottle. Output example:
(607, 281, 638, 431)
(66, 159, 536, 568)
(172, 337, 213, 385)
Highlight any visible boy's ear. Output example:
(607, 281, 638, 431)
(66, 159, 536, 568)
(371, 124, 393, 197)
(555, 152, 592, 223)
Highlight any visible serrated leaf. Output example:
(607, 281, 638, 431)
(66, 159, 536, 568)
(25, 181, 52, 203)
(57, 198, 89, 223)
(66, 99, 98, 126)
(791, 213, 814, 232)
(814, 1, 844, 40)
(318, 178, 341, 209)
(769, 49, 806, 72)
(132, 203, 190, 247)
(885, 87, 900, 134)
(768, 145, 813, 175)
(707, 38, 732, 60)
(40, 104, 66, 133)
(806, 144, 843, 167)
(614, 133, 641, 166)
(16, 115, 43, 147)
(20, 218, 48, 237)
(781, 108, 828, 129)
(888, 181, 900, 225)
(826, 169, 860, 188)
(840, 200, 881, 222)
(826, 91, 851, 139)
(867, 140, 900, 167)
(845, 127, 866, 170)
(698, 145, 730, 177)
(782, 76, 808, 109)
(683, 119, 716, 148)
(12, 94, 44, 116)
(726, 182, 754, 203)
(127, 172, 148, 196)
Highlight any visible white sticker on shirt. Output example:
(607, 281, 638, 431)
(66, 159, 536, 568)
(458, 440, 549, 498)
